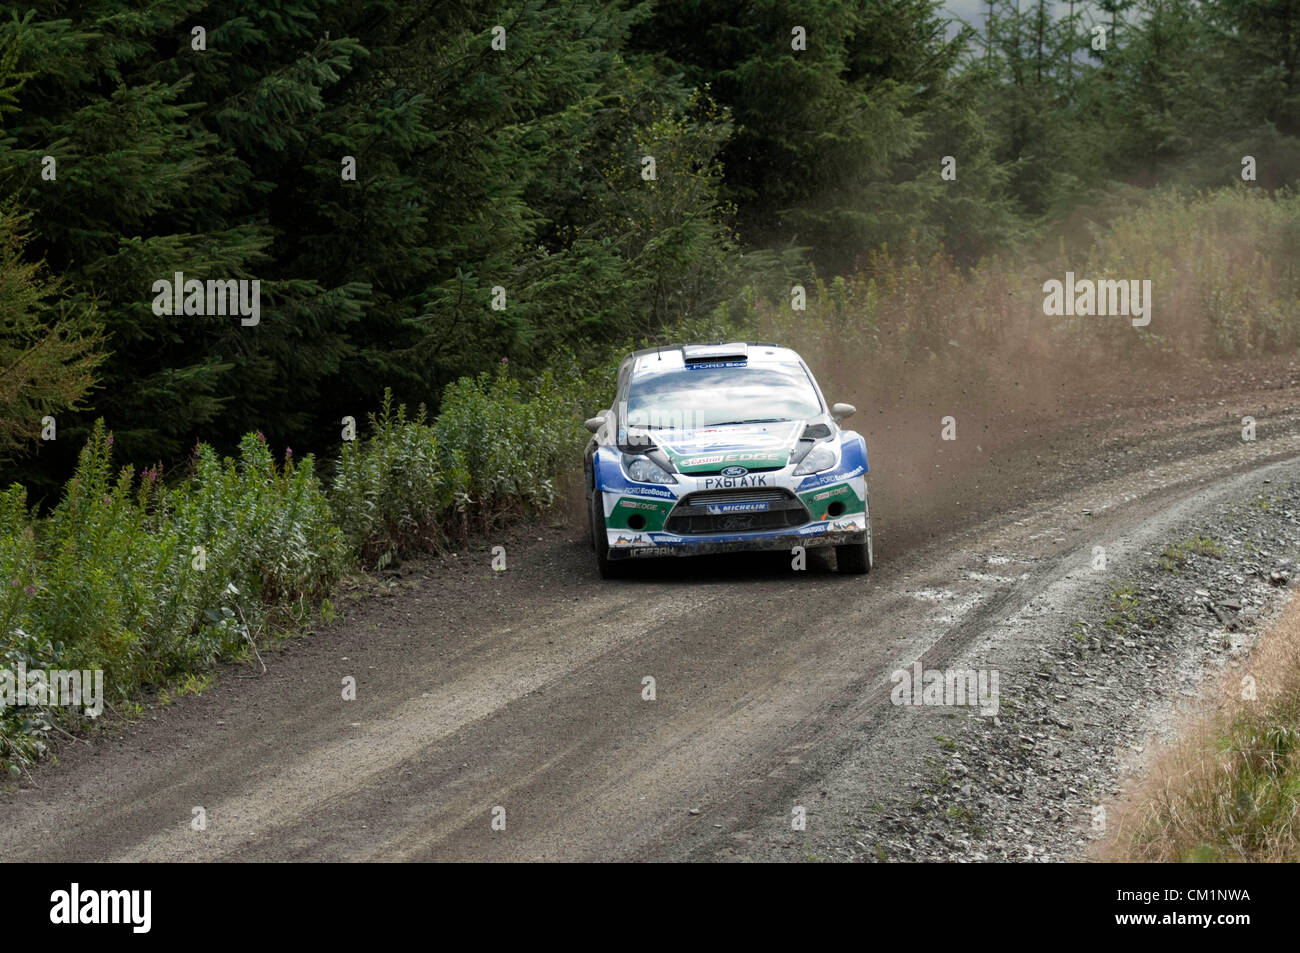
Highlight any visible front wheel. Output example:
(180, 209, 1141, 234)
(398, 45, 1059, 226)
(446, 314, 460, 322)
(586, 471, 596, 551)
(590, 490, 630, 579)
(836, 519, 873, 575)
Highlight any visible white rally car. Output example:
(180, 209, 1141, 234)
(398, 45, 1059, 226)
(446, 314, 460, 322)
(583, 342, 873, 578)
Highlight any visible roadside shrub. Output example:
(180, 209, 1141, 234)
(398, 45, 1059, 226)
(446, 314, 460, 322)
(747, 185, 1300, 368)
(0, 423, 342, 774)
(332, 393, 457, 565)
(434, 368, 579, 515)
(333, 371, 584, 565)
(1, 365, 587, 775)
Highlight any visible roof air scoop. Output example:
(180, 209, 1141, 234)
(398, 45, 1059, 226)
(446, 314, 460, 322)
(682, 342, 748, 363)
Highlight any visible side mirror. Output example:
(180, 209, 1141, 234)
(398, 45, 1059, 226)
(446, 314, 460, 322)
(584, 415, 606, 434)
(831, 402, 856, 422)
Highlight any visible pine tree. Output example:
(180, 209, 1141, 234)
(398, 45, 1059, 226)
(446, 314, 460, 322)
(1212, 0, 1300, 136)
(630, 0, 975, 269)
(0, 0, 745, 488)
(1, 2, 371, 476)
(0, 206, 104, 464)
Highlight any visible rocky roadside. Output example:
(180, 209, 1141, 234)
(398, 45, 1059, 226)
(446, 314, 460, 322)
(829, 476, 1300, 862)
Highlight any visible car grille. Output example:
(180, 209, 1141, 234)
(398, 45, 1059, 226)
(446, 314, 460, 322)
(664, 489, 810, 535)
(684, 464, 784, 476)
(682, 490, 786, 505)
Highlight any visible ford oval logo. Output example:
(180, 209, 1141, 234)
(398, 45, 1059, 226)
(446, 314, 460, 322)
(721, 465, 748, 477)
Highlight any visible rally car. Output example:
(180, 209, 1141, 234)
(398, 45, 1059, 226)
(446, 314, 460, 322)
(583, 342, 873, 578)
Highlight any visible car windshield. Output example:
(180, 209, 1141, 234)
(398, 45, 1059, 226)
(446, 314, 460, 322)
(625, 362, 822, 430)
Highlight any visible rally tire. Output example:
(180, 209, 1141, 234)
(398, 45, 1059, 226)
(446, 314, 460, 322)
(590, 490, 630, 579)
(586, 471, 596, 550)
(836, 509, 873, 575)
(836, 540, 870, 574)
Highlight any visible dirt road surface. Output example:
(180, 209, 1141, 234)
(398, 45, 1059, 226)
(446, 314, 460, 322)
(3, 358, 1298, 861)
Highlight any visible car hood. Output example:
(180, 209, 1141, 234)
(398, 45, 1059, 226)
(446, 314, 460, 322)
(644, 420, 808, 473)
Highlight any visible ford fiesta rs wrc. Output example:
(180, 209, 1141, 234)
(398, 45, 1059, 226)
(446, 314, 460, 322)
(583, 342, 873, 578)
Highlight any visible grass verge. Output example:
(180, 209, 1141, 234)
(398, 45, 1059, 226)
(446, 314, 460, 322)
(1103, 591, 1300, 861)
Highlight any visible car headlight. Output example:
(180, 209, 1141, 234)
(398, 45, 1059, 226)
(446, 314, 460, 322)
(623, 453, 676, 484)
(793, 444, 837, 475)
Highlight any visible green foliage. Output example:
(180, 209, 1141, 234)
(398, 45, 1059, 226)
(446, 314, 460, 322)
(333, 371, 583, 564)
(4, 0, 1300, 497)
(1158, 535, 1226, 572)
(631, 0, 967, 269)
(331, 393, 456, 564)
(0, 206, 104, 461)
(0, 0, 762, 495)
(0, 421, 343, 772)
(1127, 682, 1300, 862)
(0, 1, 370, 492)
(1, 350, 592, 771)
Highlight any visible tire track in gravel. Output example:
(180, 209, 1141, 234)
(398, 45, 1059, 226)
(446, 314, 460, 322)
(655, 446, 1300, 861)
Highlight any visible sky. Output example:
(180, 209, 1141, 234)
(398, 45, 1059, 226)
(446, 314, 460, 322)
(939, 1, 1090, 42)
(943, 0, 990, 26)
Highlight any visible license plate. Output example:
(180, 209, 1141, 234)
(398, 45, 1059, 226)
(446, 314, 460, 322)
(702, 475, 770, 489)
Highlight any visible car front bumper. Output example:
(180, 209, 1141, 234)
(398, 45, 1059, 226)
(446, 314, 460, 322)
(604, 514, 869, 560)
(593, 436, 871, 561)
